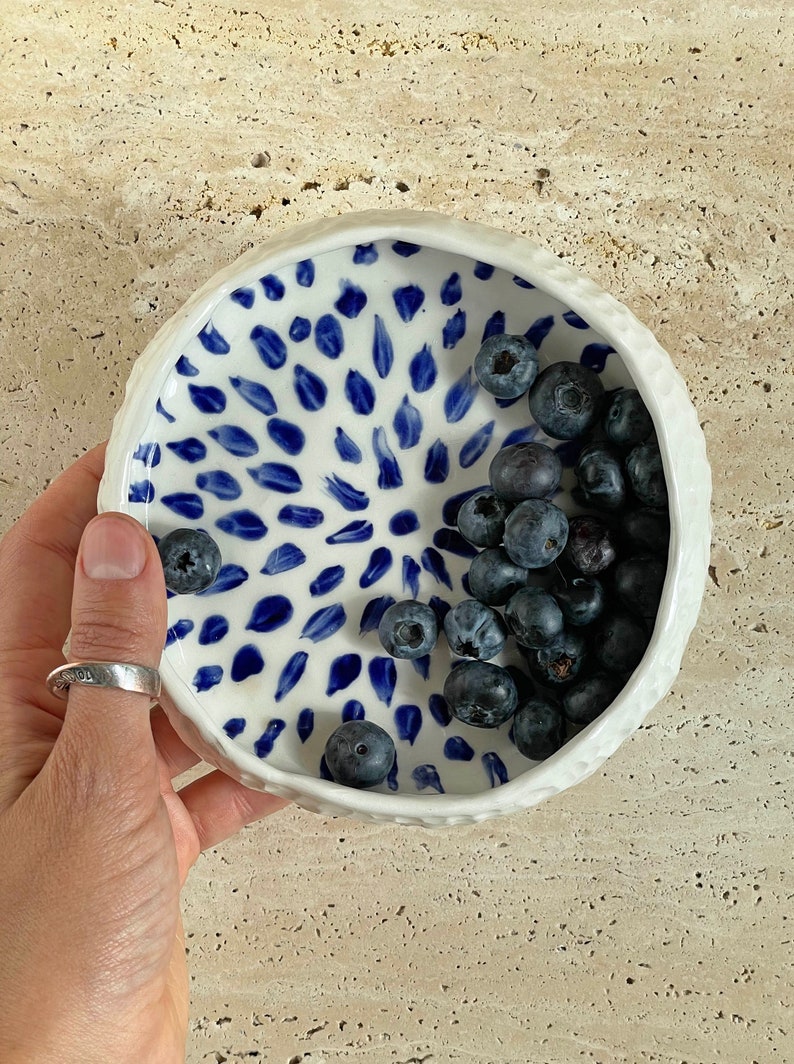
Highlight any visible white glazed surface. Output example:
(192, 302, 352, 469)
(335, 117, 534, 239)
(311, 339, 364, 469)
(99, 209, 711, 826)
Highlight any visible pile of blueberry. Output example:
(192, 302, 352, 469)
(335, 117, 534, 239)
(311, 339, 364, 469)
(324, 334, 669, 789)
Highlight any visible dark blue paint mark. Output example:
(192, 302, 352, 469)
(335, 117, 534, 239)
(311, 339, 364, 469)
(278, 504, 324, 528)
(526, 315, 555, 350)
(162, 492, 203, 519)
(324, 474, 368, 511)
(156, 399, 176, 422)
(327, 654, 362, 696)
(372, 314, 393, 379)
(133, 441, 161, 467)
(260, 273, 285, 300)
(353, 242, 378, 264)
(197, 563, 248, 595)
(260, 542, 306, 575)
(424, 438, 449, 483)
(250, 324, 287, 368)
(229, 375, 277, 415)
(289, 316, 311, 342)
(345, 369, 376, 415)
(444, 367, 478, 423)
(442, 308, 467, 349)
(275, 651, 309, 702)
(129, 480, 154, 503)
(411, 655, 431, 680)
(389, 509, 419, 536)
(325, 519, 373, 545)
(412, 764, 444, 793)
(581, 342, 615, 373)
(359, 546, 392, 588)
(513, 275, 535, 289)
(432, 527, 479, 559)
(474, 260, 495, 279)
(482, 310, 506, 341)
(501, 424, 538, 448)
(334, 427, 363, 463)
(255, 719, 286, 757)
(188, 383, 226, 414)
(393, 284, 425, 323)
(395, 704, 422, 745)
(440, 272, 462, 305)
(359, 594, 396, 634)
(342, 699, 366, 722)
(368, 656, 397, 706)
(194, 665, 223, 692)
(393, 394, 422, 449)
(198, 320, 230, 354)
(208, 424, 259, 457)
(335, 280, 367, 319)
(296, 259, 315, 287)
(247, 462, 302, 493)
(372, 426, 402, 489)
(246, 594, 293, 633)
(267, 417, 305, 455)
(428, 692, 452, 727)
(409, 344, 436, 392)
(196, 470, 242, 500)
(402, 555, 421, 598)
(165, 619, 194, 647)
(483, 751, 510, 786)
(231, 287, 255, 308)
(223, 717, 246, 738)
(176, 355, 200, 376)
(297, 707, 314, 743)
(392, 240, 421, 256)
(459, 419, 495, 468)
(310, 565, 345, 596)
(294, 364, 327, 410)
(444, 736, 475, 761)
(563, 309, 590, 329)
(199, 614, 229, 645)
(421, 547, 453, 589)
(301, 603, 346, 642)
(216, 509, 268, 540)
(231, 644, 265, 682)
(315, 313, 344, 358)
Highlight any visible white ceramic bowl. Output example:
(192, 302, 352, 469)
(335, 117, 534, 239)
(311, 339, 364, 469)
(99, 209, 711, 826)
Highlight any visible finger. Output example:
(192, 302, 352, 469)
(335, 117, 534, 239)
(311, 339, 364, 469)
(44, 512, 168, 808)
(151, 706, 202, 780)
(176, 769, 289, 854)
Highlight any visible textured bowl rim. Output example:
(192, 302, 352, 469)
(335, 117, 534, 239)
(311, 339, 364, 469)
(100, 208, 712, 826)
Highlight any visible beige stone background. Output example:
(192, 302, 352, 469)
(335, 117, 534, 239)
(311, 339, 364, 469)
(1, 1, 792, 1061)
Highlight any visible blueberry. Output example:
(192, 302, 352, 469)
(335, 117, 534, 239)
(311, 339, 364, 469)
(488, 442, 563, 503)
(626, 441, 668, 508)
(512, 696, 567, 760)
(574, 443, 627, 512)
(613, 555, 666, 619)
(467, 547, 529, 606)
(521, 629, 587, 686)
(621, 507, 670, 556)
(561, 672, 623, 726)
(157, 528, 222, 594)
(563, 514, 618, 575)
(456, 489, 511, 548)
(528, 361, 605, 440)
(474, 333, 539, 398)
(594, 611, 650, 674)
(378, 600, 438, 659)
(551, 575, 606, 626)
(443, 660, 518, 728)
(604, 388, 654, 447)
(503, 499, 569, 569)
(324, 720, 395, 789)
(504, 587, 564, 648)
(443, 599, 508, 660)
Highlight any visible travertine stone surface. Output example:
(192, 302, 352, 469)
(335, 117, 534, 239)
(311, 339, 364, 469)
(1, 2, 791, 1062)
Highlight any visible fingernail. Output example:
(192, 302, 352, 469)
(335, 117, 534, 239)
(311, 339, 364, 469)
(81, 515, 147, 580)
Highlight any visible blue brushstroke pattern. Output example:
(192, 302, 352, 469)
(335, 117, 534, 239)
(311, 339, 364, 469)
(368, 656, 397, 706)
(342, 699, 366, 722)
(199, 614, 229, 645)
(294, 364, 327, 410)
(324, 474, 368, 511)
(231, 644, 265, 682)
(483, 751, 510, 786)
(440, 272, 462, 305)
(372, 314, 394, 379)
(402, 555, 421, 598)
(176, 355, 200, 376)
(424, 439, 449, 483)
(194, 665, 223, 692)
(335, 280, 367, 319)
(133, 441, 161, 467)
(526, 315, 555, 350)
(247, 462, 302, 493)
(580, 342, 615, 373)
(459, 420, 495, 468)
(372, 427, 402, 489)
(267, 417, 305, 455)
(482, 310, 506, 341)
(389, 509, 419, 536)
(444, 736, 475, 761)
(395, 704, 422, 745)
(289, 316, 311, 342)
(254, 719, 286, 757)
(315, 313, 344, 358)
(188, 384, 226, 415)
(345, 369, 376, 415)
(428, 692, 452, 726)
(412, 764, 444, 793)
(327, 654, 362, 696)
(165, 619, 194, 647)
(297, 707, 314, 742)
(393, 394, 422, 449)
(260, 543, 306, 575)
(197, 563, 248, 595)
(261, 274, 285, 300)
(198, 320, 230, 354)
(275, 651, 309, 702)
(129, 480, 154, 503)
(353, 243, 378, 264)
(208, 424, 259, 457)
(334, 427, 362, 463)
(162, 492, 203, 519)
(310, 565, 345, 596)
(246, 594, 293, 633)
(411, 655, 431, 680)
(229, 375, 277, 415)
(250, 324, 287, 368)
(409, 345, 436, 392)
(278, 504, 324, 528)
(513, 275, 535, 289)
(392, 241, 421, 257)
(223, 717, 246, 738)
(325, 519, 373, 545)
(359, 594, 396, 634)
(359, 546, 392, 588)
(301, 603, 347, 642)
(156, 399, 176, 422)
(421, 547, 453, 589)
(196, 470, 242, 500)
(216, 509, 268, 540)
(444, 368, 478, 423)
(393, 284, 425, 323)
(563, 309, 590, 329)
(474, 260, 495, 279)
(231, 287, 255, 308)
(501, 424, 539, 448)
(296, 259, 315, 287)
(442, 309, 467, 349)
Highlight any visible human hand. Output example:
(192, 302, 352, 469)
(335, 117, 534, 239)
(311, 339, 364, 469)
(0, 443, 288, 1064)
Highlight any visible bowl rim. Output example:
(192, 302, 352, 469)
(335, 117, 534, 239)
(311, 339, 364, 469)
(99, 208, 711, 825)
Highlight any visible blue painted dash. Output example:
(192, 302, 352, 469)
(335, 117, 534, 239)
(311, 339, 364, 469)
(483, 751, 510, 786)
(372, 314, 394, 379)
(563, 309, 590, 329)
(325, 519, 372, 545)
(254, 718, 286, 757)
(359, 594, 396, 634)
(196, 470, 242, 500)
(342, 699, 366, 722)
(247, 462, 302, 493)
(296, 259, 315, 286)
(444, 736, 475, 761)
(275, 651, 309, 702)
(359, 546, 392, 588)
(315, 313, 344, 358)
(260, 542, 306, 575)
(208, 424, 259, 457)
(297, 707, 314, 743)
(223, 717, 246, 738)
(289, 316, 311, 342)
(231, 644, 265, 682)
(402, 555, 421, 598)
(161, 492, 203, 519)
(194, 665, 223, 692)
(324, 474, 368, 511)
(199, 614, 229, 645)
(526, 315, 555, 350)
(301, 603, 347, 642)
(250, 324, 287, 368)
(129, 480, 154, 503)
(334, 427, 363, 463)
(278, 504, 324, 528)
(393, 284, 425, 323)
(395, 704, 422, 745)
(409, 344, 436, 392)
(335, 280, 367, 319)
(580, 342, 615, 373)
(231, 287, 255, 308)
(246, 594, 293, 633)
(215, 509, 268, 540)
(229, 375, 277, 415)
(260, 274, 286, 300)
(412, 764, 444, 793)
(353, 242, 378, 264)
(198, 320, 230, 354)
(428, 692, 453, 726)
(327, 653, 362, 696)
(267, 417, 305, 455)
(188, 383, 226, 414)
(442, 309, 467, 349)
(473, 261, 495, 280)
(440, 272, 462, 306)
(345, 369, 376, 415)
(424, 438, 449, 483)
(176, 355, 200, 376)
(372, 427, 402, 489)
(444, 367, 479, 423)
(310, 565, 345, 596)
(293, 364, 327, 410)
(197, 563, 248, 595)
(393, 394, 422, 449)
(368, 656, 397, 706)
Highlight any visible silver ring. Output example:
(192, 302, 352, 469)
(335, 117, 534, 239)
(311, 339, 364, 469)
(46, 661, 161, 702)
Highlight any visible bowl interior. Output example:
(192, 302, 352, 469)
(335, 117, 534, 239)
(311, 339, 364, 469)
(123, 237, 639, 798)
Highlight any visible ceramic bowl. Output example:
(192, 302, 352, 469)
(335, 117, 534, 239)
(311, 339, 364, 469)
(99, 209, 711, 827)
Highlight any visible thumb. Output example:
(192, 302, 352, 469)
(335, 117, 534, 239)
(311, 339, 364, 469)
(54, 512, 168, 795)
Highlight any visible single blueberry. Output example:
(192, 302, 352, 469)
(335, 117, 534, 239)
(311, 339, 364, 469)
(528, 360, 605, 440)
(594, 611, 650, 674)
(604, 388, 654, 448)
(512, 697, 567, 760)
(503, 499, 569, 569)
(626, 441, 668, 508)
(504, 587, 564, 648)
(522, 629, 587, 686)
(564, 514, 618, 575)
(456, 489, 511, 548)
(613, 555, 667, 619)
(550, 575, 606, 626)
(488, 442, 562, 502)
(443, 661, 518, 728)
(377, 600, 439, 660)
(157, 528, 222, 594)
(467, 547, 529, 606)
(621, 507, 670, 556)
(443, 599, 508, 660)
(324, 720, 396, 789)
(574, 443, 627, 512)
(474, 333, 539, 399)
(562, 672, 623, 726)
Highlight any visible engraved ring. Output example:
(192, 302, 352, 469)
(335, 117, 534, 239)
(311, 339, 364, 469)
(46, 661, 162, 702)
